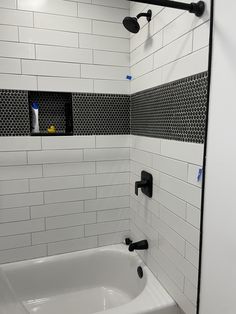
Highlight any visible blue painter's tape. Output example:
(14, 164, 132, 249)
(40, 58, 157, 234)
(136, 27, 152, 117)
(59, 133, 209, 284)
(197, 168, 203, 182)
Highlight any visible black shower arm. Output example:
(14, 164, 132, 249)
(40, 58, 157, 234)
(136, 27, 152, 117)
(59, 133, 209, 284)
(128, 0, 205, 17)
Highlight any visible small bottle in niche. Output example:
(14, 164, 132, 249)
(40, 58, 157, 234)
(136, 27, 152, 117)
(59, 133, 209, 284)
(31, 101, 39, 133)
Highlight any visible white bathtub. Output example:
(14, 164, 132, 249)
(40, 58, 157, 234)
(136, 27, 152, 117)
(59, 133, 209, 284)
(0, 244, 178, 314)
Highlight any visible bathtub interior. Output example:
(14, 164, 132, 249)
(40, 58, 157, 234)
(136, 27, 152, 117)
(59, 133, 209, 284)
(1, 246, 148, 314)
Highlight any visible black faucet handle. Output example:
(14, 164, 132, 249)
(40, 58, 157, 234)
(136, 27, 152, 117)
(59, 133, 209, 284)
(135, 171, 153, 198)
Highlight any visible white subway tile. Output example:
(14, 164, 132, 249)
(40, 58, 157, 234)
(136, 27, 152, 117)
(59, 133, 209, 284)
(85, 220, 129, 236)
(160, 205, 199, 248)
(44, 187, 96, 204)
(85, 196, 129, 212)
(0, 234, 31, 251)
(43, 162, 95, 177)
(131, 31, 163, 66)
(38, 76, 93, 93)
(32, 226, 84, 245)
(193, 21, 210, 51)
(157, 264, 196, 314)
(0, 8, 33, 27)
(28, 149, 83, 164)
(185, 242, 199, 269)
(130, 22, 154, 52)
(19, 27, 78, 47)
(130, 148, 153, 167)
(163, 11, 208, 45)
(78, 3, 128, 22)
(153, 7, 182, 34)
(0, 137, 41, 152)
(46, 212, 96, 229)
(0, 0, 16, 9)
(92, 0, 129, 9)
(151, 247, 185, 290)
(153, 155, 188, 181)
(98, 231, 128, 246)
(84, 148, 129, 161)
(30, 175, 84, 192)
(0, 218, 44, 236)
(22, 60, 81, 78)
(161, 139, 204, 165)
(0, 245, 47, 264)
(93, 20, 128, 38)
(31, 201, 84, 219)
(36, 45, 92, 64)
(0, 41, 35, 59)
(0, 25, 18, 41)
(186, 204, 201, 229)
(96, 160, 130, 173)
(0, 179, 29, 195)
(159, 236, 198, 287)
(79, 34, 129, 53)
(0, 165, 42, 180)
(97, 184, 130, 198)
(0, 152, 27, 166)
(0, 193, 43, 209)
(162, 47, 209, 84)
(131, 136, 161, 154)
(97, 208, 130, 222)
(188, 164, 203, 187)
(42, 136, 95, 150)
(18, 0, 77, 16)
(131, 67, 162, 94)
(151, 214, 185, 255)
(48, 236, 97, 255)
(131, 55, 153, 79)
(160, 173, 202, 208)
(94, 50, 129, 67)
(94, 80, 130, 94)
(184, 279, 198, 305)
(134, 214, 158, 249)
(34, 12, 91, 33)
(84, 173, 129, 187)
(81, 64, 128, 80)
(158, 188, 186, 219)
(0, 58, 21, 74)
(154, 32, 193, 69)
(96, 135, 130, 148)
(0, 207, 29, 223)
(0, 74, 37, 90)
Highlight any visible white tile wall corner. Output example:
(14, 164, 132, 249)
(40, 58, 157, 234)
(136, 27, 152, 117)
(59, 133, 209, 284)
(130, 0, 211, 93)
(130, 135, 204, 314)
(0, 135, 130, 264)
(0, 0, 130, 94)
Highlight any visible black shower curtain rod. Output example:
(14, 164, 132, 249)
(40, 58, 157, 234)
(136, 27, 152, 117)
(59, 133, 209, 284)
(127, 0, 205, 17)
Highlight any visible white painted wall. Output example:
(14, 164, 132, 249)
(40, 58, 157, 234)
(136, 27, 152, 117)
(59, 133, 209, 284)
(0, 0, 130, 94)
(199, 1, 236, 313)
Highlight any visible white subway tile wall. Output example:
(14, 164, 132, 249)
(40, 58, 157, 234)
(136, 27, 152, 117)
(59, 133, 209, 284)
(130, 135, 204, 314)
(0, 135, 130, 263)
(0, 1, 211, 314)
(0, 0, 130, 94)
(130, 1, 211, 93)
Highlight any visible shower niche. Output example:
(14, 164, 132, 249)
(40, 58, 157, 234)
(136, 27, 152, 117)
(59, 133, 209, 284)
(28, 91, 73, 136)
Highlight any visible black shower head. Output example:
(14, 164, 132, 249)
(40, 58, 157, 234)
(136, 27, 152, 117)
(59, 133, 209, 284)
(123, 10, 152, 34)
(123, 16, 140, 34)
